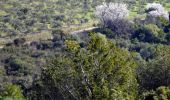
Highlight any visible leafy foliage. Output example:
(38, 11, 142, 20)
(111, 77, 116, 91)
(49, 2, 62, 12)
(42, 33, 137, 100)
(138, 45, 170, 90)
(143, 86, 170, 100)
(0, 84, 24, 100)
(0, 0, 170, 100)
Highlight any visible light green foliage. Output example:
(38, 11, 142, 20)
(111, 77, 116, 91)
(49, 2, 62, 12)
(143, 86, 170, 100)
(157, 16, 169, 27)
(43, 33, 137, 100)
(144, 24, 161, 37)
(64, 40, 80, 52)
(0, 84, 24, 100)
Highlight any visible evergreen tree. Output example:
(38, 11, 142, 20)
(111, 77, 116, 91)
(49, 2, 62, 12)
(42, 33, 138, 100)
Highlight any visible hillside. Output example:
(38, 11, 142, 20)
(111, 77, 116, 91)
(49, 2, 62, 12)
(1, 0, 170, 100)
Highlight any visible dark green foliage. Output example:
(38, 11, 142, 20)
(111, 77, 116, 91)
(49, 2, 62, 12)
(6, 56, 35, 76)
(166, 34, 170, 44)
(138, 45, 170, 90)
(132, 24, 166, 43)
(97, 28, 115, 38)
(139, 46, 156, 60)
(0, 0, 170, 99)
(13, 38, 26, 46)
(52, 29, 65, 41)
(42, 33, 138, 100)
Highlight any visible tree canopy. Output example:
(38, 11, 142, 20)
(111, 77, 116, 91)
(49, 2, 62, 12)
(42, 33, 137, 100)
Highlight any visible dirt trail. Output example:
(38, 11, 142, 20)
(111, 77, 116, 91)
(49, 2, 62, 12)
(0, 27, 98, 49)
(70, 27, 98, 35)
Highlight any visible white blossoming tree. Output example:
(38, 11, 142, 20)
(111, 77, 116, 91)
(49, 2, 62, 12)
(146, 3, 169, 20)
(95, 2, 129, 27)
(95, 2, 131, 34)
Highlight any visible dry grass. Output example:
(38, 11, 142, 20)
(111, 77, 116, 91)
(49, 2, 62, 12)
(23, 31, 52, 42)
(62, 21, 98, 34)
(0, 31, 52, 48)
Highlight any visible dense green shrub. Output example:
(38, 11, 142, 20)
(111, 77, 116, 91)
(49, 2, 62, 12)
(7, 57, 35, 76)
(42, 33, 138, 100)
(13, 38, 26, 46)
(138, 45, 170, 90)
(143, 86, 170, 100)
(0, 1, 170, 100)
(52, 29, 65, 41)
(0, 84, 24, 100)
(133, 24, 165, 43)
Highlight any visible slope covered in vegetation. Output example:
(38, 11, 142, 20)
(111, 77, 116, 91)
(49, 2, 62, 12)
(0, 0, 170, 100)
